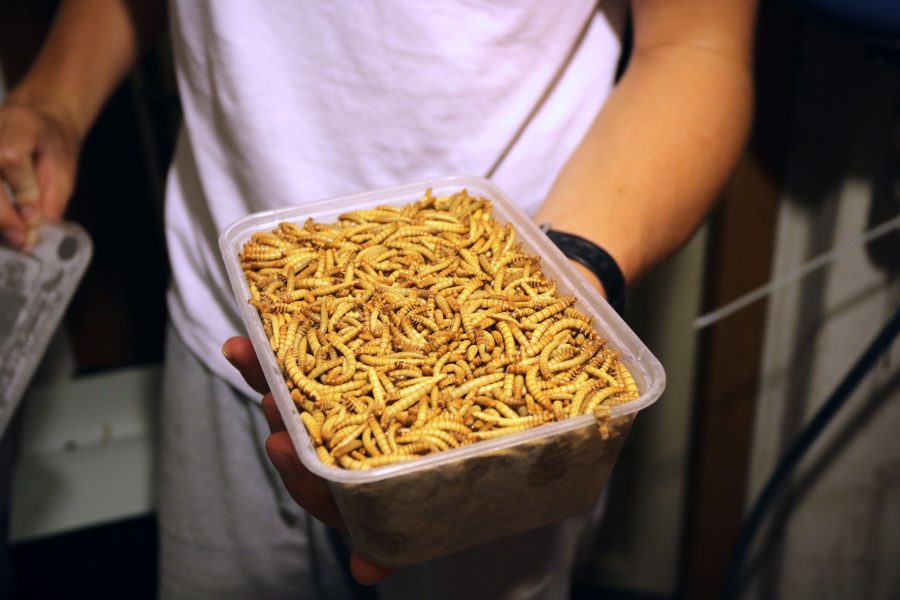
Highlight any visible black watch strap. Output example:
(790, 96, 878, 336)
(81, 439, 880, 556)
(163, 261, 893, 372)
(544, 229, 627, 315)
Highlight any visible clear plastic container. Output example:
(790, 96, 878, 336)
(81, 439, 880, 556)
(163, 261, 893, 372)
(219, 175, 665, 567)
(0, 222, 93, 438)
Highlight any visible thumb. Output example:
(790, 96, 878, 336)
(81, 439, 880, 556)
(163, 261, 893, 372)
(0, 183, 28, 248)
(222, 336, 270, 395)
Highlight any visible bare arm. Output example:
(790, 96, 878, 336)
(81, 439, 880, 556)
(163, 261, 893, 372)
(536, 0, 756, 291)
(0, 0, 166, 247)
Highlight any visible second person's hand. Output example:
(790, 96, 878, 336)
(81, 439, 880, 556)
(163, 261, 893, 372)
(0, 95, 81, 249)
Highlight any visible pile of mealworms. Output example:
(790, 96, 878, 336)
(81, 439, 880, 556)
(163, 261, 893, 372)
(240, 189, 639, 470)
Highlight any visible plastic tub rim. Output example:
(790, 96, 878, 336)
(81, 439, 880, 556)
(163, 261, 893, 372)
(219, 175, 666, 485)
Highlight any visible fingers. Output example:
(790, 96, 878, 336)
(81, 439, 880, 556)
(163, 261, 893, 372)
(0, 107, 43, 248)
(266, 417, 391, 586)
(0, 101, 81, 249)
(252, 356, 389, 586)
(0, 115, 40, 205)
(0, 152, 40, 207)
(222, 336, 270, 395)
(349, 552, 394, 586)
(222, 341, 346, 531)
(221, 336, 386, 584)
(223, 340, 343, 527)
(265, 430, 346, 531)
(261, 393, 287, 433)
(0, 183, 28, 247)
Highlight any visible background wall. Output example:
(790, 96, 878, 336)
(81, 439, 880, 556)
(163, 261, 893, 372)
(576, 230, 707, 595)
(744, 22, 900, 599)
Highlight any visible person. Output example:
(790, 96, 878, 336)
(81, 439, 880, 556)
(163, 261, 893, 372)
(0, 1, 756, 598)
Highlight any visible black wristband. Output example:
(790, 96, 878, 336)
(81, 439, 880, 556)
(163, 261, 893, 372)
(543, 228, 627, 315)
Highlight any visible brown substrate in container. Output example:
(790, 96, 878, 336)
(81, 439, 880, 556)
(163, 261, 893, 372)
(332, 414, 634, 567)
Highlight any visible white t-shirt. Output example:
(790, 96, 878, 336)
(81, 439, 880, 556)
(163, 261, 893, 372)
(165, 1, 625, 396)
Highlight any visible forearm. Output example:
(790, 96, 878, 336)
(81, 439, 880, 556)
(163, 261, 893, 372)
(537, 4, 755, 286)
(7, 0, 167, 137)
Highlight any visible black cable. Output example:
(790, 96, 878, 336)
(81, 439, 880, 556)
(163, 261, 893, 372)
(721, 304, 900, 599)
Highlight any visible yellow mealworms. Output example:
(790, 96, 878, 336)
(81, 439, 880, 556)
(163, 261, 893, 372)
(582, 386, 626, 415)
(362, 427, 380, 456)
(241, 189, 638, 469)
(300, 412, 323, 445)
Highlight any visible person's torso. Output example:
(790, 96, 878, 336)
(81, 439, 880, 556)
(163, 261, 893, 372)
(164, 0, 625, 394)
